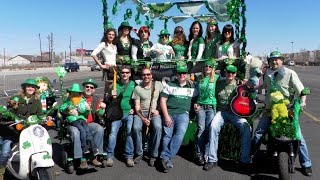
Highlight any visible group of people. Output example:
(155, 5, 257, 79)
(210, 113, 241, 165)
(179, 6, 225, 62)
(0, 19, 313, 179)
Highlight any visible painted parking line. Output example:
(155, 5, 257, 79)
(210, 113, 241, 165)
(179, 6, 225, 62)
(304, 111, 320, 124)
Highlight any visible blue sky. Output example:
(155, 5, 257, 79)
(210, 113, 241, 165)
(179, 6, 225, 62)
(1, 0, 320, 57)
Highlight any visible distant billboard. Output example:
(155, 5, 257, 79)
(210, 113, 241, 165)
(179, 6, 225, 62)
(76, 48, 86, 55)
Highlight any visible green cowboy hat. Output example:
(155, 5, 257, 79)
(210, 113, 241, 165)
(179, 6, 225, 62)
(268, 51, 285, 61)
(176, 61, 188, 73)
(225, 65, 237, 73)
(204, 59, 218, 68)
(118, 21, 133, 31)
(82, 78, 98, 88)
(21, 78, 39, 89)
(67, 83, 83, 93)
(158, 29, 171, 37)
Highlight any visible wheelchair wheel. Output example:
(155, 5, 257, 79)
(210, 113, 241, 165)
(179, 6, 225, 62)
(66, 162, 74, 174)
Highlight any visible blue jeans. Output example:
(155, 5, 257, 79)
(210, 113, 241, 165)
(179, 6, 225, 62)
(133, 113, 162, 158)
(70, 120, 96, 150)
(208, 111, 252, 163)
(196, 107, 215, 157)
(68, 122, 104, 159)
(0, 138, 12, 166)
(253, 114, 312, 167)
(106, 115, 134, 159)
(160, 113, 189, 161)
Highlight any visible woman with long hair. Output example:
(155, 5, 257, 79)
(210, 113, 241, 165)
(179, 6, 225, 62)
(193, 59, 219, 166)
(217, 24, 241, 59)
(187, 21, 205, 61)
(131, 26, 153, 61)
(170, 26, 188, 60)
(91, 28, 117, 98)
(203, 19, 221, 60)
(116, 21, 134, 64)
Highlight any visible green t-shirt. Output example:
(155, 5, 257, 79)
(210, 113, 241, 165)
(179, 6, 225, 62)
(160, 81, 198, 115)
(172, 44, 187, 60)
(191, 37, 205, 59)
(116, 80, 135, 115)
(203, 34, 221, 60)
(215, 79, 237, 112)
(197, 75, 219, 106)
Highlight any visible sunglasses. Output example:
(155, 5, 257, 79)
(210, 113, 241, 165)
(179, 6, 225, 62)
(160, 35, 169, 38)
(140, 30, 149, 34)
(226, 71, 236, 74)
(85, 86, 95, 89)
(121, 71, 130, 74)
(205, 65, 213, 68)
(142, 73, 151, 77)
(177, 72, 187, 75)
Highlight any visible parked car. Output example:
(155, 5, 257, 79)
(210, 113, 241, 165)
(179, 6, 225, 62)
(91, 64, 101, 71)
(64, 62, 79, 72)
(288, 61, 295, 66)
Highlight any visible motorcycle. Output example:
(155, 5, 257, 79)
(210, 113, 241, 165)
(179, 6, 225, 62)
(264, 99, 304, 180)
(4, 115, 55, 180)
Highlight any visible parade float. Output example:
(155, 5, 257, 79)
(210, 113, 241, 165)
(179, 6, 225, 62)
(102, 0, 249, 160)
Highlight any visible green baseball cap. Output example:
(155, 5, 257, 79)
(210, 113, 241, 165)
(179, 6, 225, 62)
(226, 65, 237, 73)
(67, 83, 83, 93)
(204, 59, 218, 68)
(21, 78, 39, 89)
(176, 61, 188, 73)
(207, 19, 218, 26)
(268, 51, 285, 61)
(82, 78, 98, 88)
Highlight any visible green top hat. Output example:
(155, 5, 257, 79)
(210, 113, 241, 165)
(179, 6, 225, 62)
(226, 65, 237, 73)
(118, 21, 133, 31)
(176, 61, 188, 73)
(67, 83, 83, 93)
(158, 29, 170, 37)
(21, 78, 39, 89)
(82, 78, 98, 88)
(204, 59, 218, 68)
(268, 51, 285, 61)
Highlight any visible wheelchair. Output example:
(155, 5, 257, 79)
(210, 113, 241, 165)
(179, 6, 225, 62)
(57, 113, 107, 174)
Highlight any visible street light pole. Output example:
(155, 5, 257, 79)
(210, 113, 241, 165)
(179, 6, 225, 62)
(291, 41, 294, 59)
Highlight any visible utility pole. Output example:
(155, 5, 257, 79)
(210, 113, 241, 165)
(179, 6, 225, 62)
(3, 48, 5, 66)
(39, 33, 42, 61)
(69, 36, 72, 63)
(47, 35, 51, 63)
(81, 41, 84, 65)
(50, 32, 54, 64)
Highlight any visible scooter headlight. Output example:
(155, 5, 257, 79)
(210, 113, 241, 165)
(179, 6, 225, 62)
(33, 126, 44, 138)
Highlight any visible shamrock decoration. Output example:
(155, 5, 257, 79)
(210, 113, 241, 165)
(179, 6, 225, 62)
(43, 154, 51, 160)
(23, 141, 31, 149)
(47, 138, 52, 145)
(55, 66, 67, 78)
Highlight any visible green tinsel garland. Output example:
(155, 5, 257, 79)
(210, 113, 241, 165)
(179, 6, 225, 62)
(0, 106, 20, 121)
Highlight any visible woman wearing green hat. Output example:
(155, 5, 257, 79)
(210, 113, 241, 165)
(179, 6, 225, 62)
(193, 59, 219, 165)
(203, 19, 221, 60)
(116, 21, 135, 64)
(149, 29, 175, 62)
(0, 78, 43, 178)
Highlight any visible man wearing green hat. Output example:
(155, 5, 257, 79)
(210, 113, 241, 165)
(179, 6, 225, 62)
(60, 83, 99, 169)
(252, 51, 312, 176)
(204, 65, 252, 171)
(149, 29, 175, 62)
(159, 62, 198, 173)
(0, 78, 42, 179)
(67, 79, 105, 167)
